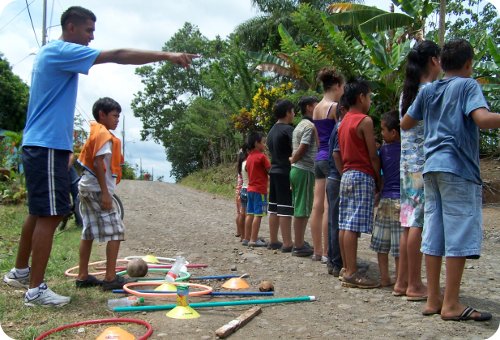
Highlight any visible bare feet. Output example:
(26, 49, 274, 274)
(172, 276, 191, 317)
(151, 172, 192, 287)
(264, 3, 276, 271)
(380, 277, 396, 287)
(423, 297, 442, 317)
(392, 283, 407, 296)
(406, 283, 427, 300)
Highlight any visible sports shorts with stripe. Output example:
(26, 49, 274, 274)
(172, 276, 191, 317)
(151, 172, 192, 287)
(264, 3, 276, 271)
(22, 146, 71, 216)
(268, 173, 293, 217)
(79, 191, 125, 242)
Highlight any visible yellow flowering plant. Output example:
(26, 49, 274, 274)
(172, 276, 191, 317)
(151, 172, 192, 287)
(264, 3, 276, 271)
(233, 82, 294, 133)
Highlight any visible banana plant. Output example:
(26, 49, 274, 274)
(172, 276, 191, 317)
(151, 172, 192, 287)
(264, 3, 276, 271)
(327, 0, 439, 42)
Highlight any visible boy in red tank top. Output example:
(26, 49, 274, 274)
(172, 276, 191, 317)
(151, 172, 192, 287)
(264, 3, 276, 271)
(338, 79, 381, 288)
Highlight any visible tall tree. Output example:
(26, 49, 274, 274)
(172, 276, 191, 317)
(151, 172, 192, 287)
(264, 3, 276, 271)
(0, 55, 29, 132)
(132, 24, 261, 180)
(234, 0, 353, 52)
(438, 0, 446, 46)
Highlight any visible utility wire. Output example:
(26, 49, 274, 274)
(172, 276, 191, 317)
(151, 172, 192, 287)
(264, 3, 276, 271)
(0, 0, 37, 33)
(47, 0, 55, 41)
(25, 0, 40, 47)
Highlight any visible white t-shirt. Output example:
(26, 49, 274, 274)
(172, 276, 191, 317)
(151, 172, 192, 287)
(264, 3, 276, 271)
(78, 141, 116, 194)
(241, 160, 249, 188)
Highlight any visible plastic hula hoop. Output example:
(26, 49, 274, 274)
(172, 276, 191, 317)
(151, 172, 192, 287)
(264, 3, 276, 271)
(123, 281, 213, 298)
(34, 318, 153, 340)
(64, 259, 130, 278)
(124, 255, 190, 265)
(116, 269, 191, 281)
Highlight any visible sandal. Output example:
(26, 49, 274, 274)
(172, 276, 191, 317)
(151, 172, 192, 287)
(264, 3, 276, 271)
(441, 306, 492, 322)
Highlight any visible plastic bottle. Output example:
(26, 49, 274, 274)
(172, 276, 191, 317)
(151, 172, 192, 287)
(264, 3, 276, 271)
(165, 256, 186, 282)
(107, 296, 144, 309)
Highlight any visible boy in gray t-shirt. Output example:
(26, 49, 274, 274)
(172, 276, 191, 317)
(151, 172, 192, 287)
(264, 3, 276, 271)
(289, 96, 318, 257)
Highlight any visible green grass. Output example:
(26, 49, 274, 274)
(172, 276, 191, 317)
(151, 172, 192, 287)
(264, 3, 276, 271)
(0, 205, 121, 339)
(179, 162, 237, 199)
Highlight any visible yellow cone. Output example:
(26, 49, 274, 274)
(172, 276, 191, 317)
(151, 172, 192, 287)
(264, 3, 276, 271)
(142, 254, 159, 264)
(166, 305, 200, 319)
(155, 282, 177, 291)
(95, 326, 135, 340)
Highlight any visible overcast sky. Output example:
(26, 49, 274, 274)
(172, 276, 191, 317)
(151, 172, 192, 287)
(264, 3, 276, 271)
(1, 0, 498, 182)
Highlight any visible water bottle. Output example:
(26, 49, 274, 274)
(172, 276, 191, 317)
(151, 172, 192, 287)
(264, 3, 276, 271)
(107, 296, 144, 309)
(165, 256, 186, 282)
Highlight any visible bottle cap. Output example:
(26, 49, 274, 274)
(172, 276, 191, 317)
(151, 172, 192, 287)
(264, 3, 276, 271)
(138, 297, 145, 304)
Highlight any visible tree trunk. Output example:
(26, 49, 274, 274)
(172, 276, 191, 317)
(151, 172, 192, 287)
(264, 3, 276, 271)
(439, 0, 446, 46)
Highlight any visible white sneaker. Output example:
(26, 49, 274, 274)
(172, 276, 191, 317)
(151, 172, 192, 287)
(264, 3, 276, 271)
(3, 268, 30, 289)
(24, 283, 71, 307)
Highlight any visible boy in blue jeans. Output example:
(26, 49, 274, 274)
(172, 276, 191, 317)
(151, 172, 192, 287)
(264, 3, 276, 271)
(326, 95, 348, 276)
(402, 39, 499, 321)
(370, 110, 402, 287)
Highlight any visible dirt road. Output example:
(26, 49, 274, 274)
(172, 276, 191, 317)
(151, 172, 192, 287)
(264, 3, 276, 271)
(115, 180, 500, 339)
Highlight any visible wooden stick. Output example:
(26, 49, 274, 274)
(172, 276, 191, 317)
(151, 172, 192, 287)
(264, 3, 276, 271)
(215, 306, 262, 338)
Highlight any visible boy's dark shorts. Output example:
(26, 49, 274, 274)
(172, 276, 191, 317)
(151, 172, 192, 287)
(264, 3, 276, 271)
(268, 173, 293, 217)
(23, 146, 71, 216)
(314, 160, 330, 179)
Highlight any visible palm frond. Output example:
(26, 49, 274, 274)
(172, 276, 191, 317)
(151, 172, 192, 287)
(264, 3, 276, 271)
(359, 12, 414, 33)
(328, 8, 387, 26)
(327, 3, 377, 13)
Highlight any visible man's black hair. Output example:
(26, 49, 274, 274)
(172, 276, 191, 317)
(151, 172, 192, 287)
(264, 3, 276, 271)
(343, 78, 371, 107)
(298, 96, 319, 116)
(273, 99, 294, 119)
(92, 97, 121, 121)
(441, 39, 474, 72)
(61, 6, 96, 29)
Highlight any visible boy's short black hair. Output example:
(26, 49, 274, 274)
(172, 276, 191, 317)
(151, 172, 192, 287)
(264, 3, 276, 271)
(343, 78, 371, 106)
(92, 97, 121, 121)
(441, 39, 474, 72)
(298, 96, 318, 116)
(247, 131, 264, 150)
(61, 6, 96, 29)
(382, 110, 400, 135)
(273, 99, 294, 119)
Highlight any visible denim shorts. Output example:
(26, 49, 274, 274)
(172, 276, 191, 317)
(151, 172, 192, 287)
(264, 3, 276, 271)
(421, 172, 482, 258)
(314, 160, 330, 179)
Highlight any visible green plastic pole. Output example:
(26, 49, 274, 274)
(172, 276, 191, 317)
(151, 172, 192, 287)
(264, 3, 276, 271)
(113, 295, 316, 313)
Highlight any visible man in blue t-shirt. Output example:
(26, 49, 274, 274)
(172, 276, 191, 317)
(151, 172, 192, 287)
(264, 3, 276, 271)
(3, 6, 198, 307)
(402, 39, 500, 322)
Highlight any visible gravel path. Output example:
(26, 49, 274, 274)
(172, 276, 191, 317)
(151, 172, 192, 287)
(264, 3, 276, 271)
(114, 180, 500, 339)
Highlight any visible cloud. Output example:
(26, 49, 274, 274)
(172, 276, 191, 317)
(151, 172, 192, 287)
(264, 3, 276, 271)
(0, 0, 257, 182)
